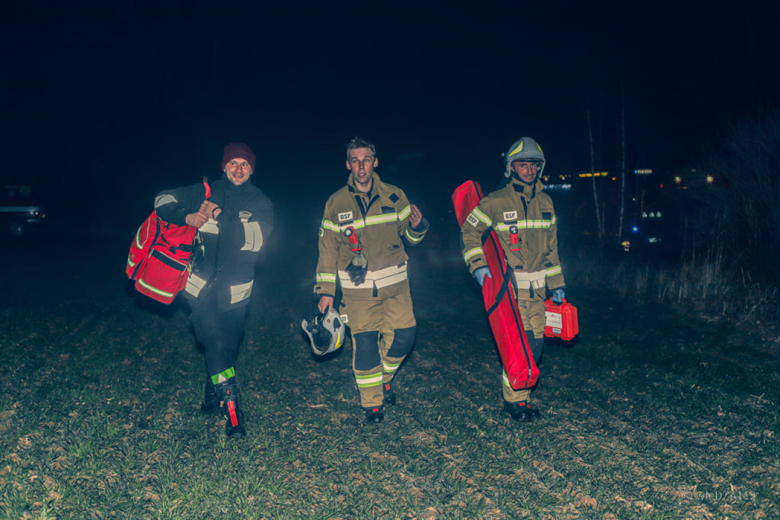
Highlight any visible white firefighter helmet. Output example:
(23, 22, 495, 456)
(301, 307, 344, 356)
(503, 137, 546, 178)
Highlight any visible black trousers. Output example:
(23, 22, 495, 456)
(189, 286, 247, 378)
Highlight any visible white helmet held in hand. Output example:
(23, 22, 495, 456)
(302, 307, 344, 356)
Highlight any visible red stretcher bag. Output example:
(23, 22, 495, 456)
(452, 181, 539, 390)
(544, 299, 579, 341)
(125, 178, 210, 304)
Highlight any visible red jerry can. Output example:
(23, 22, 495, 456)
(544, 299, 579, 341)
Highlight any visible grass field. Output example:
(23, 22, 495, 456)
(1, 234, 778, 519)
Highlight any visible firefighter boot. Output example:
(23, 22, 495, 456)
(214, 378, 246, 439)
(200, 378, 220, 416)
(383, 382, 396, 406)
(504, 400, 541, 422)
(364, 405, 385, 424)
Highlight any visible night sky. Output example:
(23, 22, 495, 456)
(3, 1, 778, 227)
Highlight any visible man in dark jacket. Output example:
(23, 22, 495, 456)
(154, 142, 273, 438)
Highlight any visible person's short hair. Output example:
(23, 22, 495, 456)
(346, 137, 377, 161)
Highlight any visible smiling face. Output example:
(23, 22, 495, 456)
(346, 147, 378, 193)
(224, 158, 253, 186)
(511, 160, 540, 184)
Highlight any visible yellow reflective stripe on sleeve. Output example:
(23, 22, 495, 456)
(321, 219, 341, 232)
(463, 247, 484, 262)
(404, 229, 424, 243)
(398, 205, 411, 220)
(546, 265, 562, 277)
(471, 207, 492, 227)
(316, 273, 337, 283)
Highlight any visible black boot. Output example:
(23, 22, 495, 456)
(504, 400, 541, 422)
(383, 382, 396, 406)
(200, 378, 220, 416)
(364, 405, 385, 424)
(214, 378, 246, 439)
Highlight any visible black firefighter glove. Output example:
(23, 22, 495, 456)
(346, 252, 368, 285)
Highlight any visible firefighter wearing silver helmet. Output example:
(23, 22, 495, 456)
(460, 136, 566, 422)
(503, 137, 546, 178)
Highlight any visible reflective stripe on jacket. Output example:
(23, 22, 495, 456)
(155, 174, 273, 311)
(460, 177, 564, 293)
(314, 173, 427, 298)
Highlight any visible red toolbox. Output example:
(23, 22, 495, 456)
(544, 299, 579, 341)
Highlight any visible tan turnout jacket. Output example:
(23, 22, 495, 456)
(461, 177, 564, 298)
(314, 173, 428, 299)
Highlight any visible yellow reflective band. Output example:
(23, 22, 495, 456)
(472, 207, 492, 226)
(135, 228, 143, 249)
(355, 373, 383, 387)
(321, 219, 341, 232)
(405, 229, 423, 243)
(316, 273, 337, 283)
(383, 361, 401, 372)
(509, 141, 524, 156)
(138, 278, 174, 298)
(398, 205, 411, 220)
(502, 369, 511, 387)
(546, 265, 562, 277)
(464, 247, 483, 262)
(496, 220, 554, 231)
(365, 213, 398, 226)
(127, 256, 136, 268)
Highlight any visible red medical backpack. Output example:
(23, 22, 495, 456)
(125, 179, 210, 304)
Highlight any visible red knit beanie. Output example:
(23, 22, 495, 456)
(221, 142, 256, 171)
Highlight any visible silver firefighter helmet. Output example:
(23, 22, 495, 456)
(302, 307, 344, 356)
(503, 137, 546, 178)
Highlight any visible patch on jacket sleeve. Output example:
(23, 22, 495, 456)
(503, 211, 518, 221)
(389, 193, 399, 203)
(542, 212, 552, 220)
(338, 211, 353, 222)
(466, 214, 479, 227)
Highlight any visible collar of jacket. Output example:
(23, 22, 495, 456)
(220, 172, 254, 192)
(509, 176, 544, 198)
(347, 172, 380, 197)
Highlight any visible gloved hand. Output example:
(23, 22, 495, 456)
(473, 266, 492, 287)
(346, 252, 368, 285)
(551, 288, 565, 304)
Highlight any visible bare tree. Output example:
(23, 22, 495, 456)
(587, 96, 605, 244)
(617, 80, 626, 245)
(682, 109, 780, 267)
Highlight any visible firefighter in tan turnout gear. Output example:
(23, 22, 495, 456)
(461, 137, 565, 422)
(314, 137, 429, 423)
